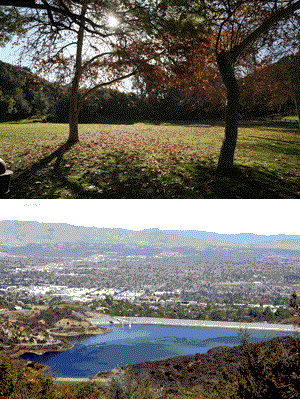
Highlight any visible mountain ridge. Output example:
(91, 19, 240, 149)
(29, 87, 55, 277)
(141, 228, 300, 244)
(0, 220, 299, 257)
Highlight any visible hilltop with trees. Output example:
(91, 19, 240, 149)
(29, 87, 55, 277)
(0, 60, 61, 122)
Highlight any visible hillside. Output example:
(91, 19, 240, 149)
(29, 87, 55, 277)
(0, 220, 233, 256)
(0, 306, 110, 358)
(145, 228, 300, 245)
(0, 60, 61, 121)
(95, 335, 300, 398)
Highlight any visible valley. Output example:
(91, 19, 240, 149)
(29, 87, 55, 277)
(0, 221, 299, 325)
(0, 221, 299, 398)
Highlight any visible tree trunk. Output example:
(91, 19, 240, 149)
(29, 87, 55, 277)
(68, 104, 80, 143)
(213, 0, 300, 169)
(216, 51, 240, 171)
(289, 54, 300, 129)
(68, 3, 87, 144)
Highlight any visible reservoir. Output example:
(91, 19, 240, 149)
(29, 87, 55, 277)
(20, 321, 295, 378)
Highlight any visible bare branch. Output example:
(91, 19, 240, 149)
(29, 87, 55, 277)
(82, 51, 118, 69)
(78, 68, 139, 110)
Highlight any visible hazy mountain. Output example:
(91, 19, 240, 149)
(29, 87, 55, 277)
(0, 220, 229, 257)
(145, 229, 300, 244)
(0, 221, 299, 258)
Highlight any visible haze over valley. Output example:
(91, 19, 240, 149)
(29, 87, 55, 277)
(1, 220, 300, 319)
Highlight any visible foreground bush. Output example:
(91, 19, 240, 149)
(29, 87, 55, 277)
(0, 355, 55, 398)
(213, 335, 300, 399)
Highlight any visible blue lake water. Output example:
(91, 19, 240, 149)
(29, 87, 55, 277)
(21, 324, 291, 378)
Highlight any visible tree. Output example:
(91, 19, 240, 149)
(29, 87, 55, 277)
(0, 0, 36, 7)
(0, 88, 16, 120)
(0, 59, 61, 121)
(0, 5, 24, 46)
(5, 0, 300, 170)
(13, 0, 144, 143)
(125, 0, 220, 121)
(129, 0, 300, 170)
(238, 338, 300, 398)
(239, 55, 296, 118)
(289, 53, 300, 126)
(213, 0, 300, 170)
(215, 336, 300, 398)
(289, 290, 299, 311)
(131, 38, 225, 121)
(0, 354, 55, 398)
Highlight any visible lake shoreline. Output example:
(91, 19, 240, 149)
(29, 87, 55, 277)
(25, 320, 297, 380)
(8, 326, 112, 359)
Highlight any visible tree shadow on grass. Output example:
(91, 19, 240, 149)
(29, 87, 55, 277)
(239, 119, 300, 135)
(13, 140, 74, 180)
(245, 141, 299, 157)
(7, 141, 76, 198)
(7, 148, 300, 199)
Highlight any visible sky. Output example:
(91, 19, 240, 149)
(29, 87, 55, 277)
(0, 40, 24, 65)
(0, 199, 299, 235)
(0, 37, 133, 90)
(0, 44, 12, 64)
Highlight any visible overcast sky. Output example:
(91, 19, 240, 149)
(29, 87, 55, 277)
(0, 199, 299, 235)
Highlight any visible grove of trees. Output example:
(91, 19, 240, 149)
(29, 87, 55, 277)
(1, 0, 300, 170)
(0, 54, 298, 124)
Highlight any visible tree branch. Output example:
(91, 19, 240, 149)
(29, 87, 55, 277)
(82, 51, 118, 69)
(230, 0, 300, 62)
(215, 0, 247, 53)
(78, 68, 139, 110)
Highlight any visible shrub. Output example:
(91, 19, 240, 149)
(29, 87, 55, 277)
(213, 336, 300, 399)
(0, 354, 56, 398)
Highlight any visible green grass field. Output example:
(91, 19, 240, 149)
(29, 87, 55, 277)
(1, 121, 299, 198)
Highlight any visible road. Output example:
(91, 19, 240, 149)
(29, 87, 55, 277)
(89, 316, 297, 332)
(54, 376, 110, 383)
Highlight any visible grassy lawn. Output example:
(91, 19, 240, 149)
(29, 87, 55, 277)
(282, 115, 299, 121)
(1, 121, 299, 198)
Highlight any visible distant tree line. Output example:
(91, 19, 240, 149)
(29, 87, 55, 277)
(0, 57, 297, 123)
(47, 87, 224, 124)
(91, 297, 293, 324)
